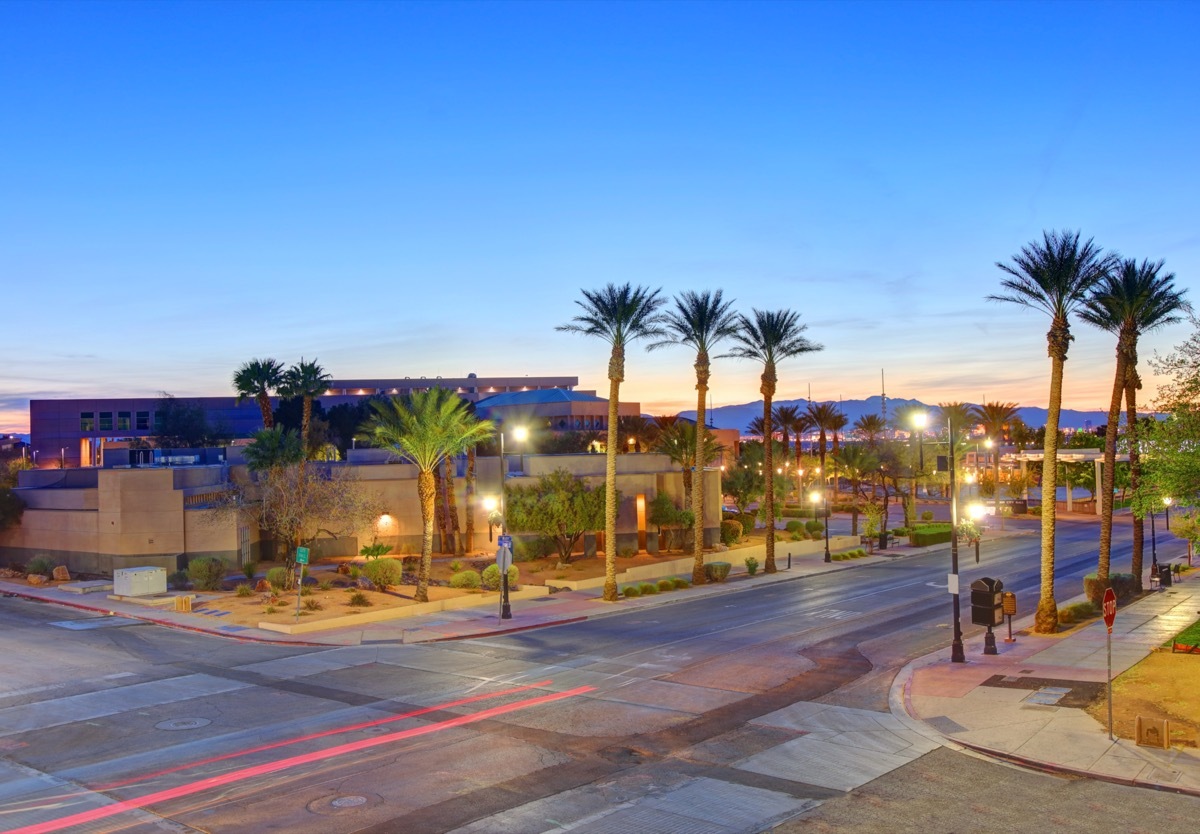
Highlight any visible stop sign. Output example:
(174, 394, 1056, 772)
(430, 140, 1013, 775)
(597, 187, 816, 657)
(1102, 587, 1117, 633)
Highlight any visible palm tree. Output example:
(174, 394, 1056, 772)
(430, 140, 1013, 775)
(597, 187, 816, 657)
(1081, 258, 1189, 590)
(773, 404, 803, 460)
(652, 420, 727, 512)
(233, 358, 285, 429)
(746, 415, 768, 439)
(618, 415, 657, 453)
(854, 413, 887, 448)
(731, 309, 823, 573)
(990, 229, 1116, 632)
(557, 284, 666, 601)
(828, 410, 848, 498)
(972, 401, 1020, 525)
(280, 358, 333, 454)
(937, 401, 975, 503)
(362, 389, 493, 602)
(833, 445, 880, 535)
(789, 411, 816, 481)
(807, 402, 841, 485)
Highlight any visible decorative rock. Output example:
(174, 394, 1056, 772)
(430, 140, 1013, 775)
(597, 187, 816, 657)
(0, 567, 23, 578)
(355, 576, 376, 591)
(254, 579, 272, 593)
(52, 566, 71, 581)
(26, 574, 49, 586)
(336, 563, 351, 574)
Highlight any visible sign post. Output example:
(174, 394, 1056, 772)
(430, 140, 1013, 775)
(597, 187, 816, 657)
(1103, 587, 1117, 741)
(496, 538, 513, 620)
(294, 546, 310, 622)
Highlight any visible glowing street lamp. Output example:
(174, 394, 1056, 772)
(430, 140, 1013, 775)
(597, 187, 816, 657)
(810, 489, 830, 563)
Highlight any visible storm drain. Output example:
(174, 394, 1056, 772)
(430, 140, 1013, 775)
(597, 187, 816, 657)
(307, 793, 381, 816)
(155, 718, 211, 731)
(1023, 687, 1071, 706)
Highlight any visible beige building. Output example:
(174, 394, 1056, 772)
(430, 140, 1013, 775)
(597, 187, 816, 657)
(1, 454, 723, 575)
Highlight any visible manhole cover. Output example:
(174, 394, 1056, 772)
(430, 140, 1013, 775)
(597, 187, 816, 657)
(155, 718, 211, 731)
(331, 796, 368, 808)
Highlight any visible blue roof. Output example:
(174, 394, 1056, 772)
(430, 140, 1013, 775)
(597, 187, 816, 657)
(475, 389, 605, 408)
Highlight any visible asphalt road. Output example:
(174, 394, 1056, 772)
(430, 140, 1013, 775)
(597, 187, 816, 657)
(1, 519, 1195, 833)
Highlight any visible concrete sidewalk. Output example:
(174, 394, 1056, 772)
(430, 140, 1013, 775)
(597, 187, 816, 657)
(890, 583, 1200, 796)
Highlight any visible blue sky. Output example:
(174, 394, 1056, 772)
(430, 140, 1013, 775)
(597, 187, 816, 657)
(2, 0, 1197, 433)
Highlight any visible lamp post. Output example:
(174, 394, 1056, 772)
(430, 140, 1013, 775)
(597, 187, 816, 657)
(497, 427, 526, 621)
(482, 496, 498, 542)
(968, 502, 986, 564)
(947, 414, 965, 663)
(1164, 496, 1173, 531)
(810, 489, 830, 563)
(1149, 504, 1158, 578)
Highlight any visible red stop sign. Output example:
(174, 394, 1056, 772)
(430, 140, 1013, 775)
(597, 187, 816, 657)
(1102, 587, 1117, 633)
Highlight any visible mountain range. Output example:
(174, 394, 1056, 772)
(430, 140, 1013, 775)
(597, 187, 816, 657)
(678, 396, 1110, 434)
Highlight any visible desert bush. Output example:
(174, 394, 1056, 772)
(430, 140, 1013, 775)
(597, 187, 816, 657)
(347, 590, 372, 607)
(672, 577, 690, 589)
(720, 519, 743, 546)
(744, 556, 759, 576)
(704, 561, 732, 582)
(657, 578, 674, 592)
(785, 520, 804, 534)
(359, 542, 393, 560)
(921, 510, 934, 522)
(1083, 572, 1137, 606)
(235, 583, 254, 597)
(187, 557, 227, 591)
(241, 561, 257, 581)
(168, 570, 190, 590)
(264, 605, 278, 614)
(303, 598, 323, 611)
(623, 584, 642, 598)
(1028, 504, 1042, 516)
(318, 579, 333, 591)
(25, 556, 55, 576)
(266, 566, 290, 590)
(449, 559, 463, 572)
(638, 581, 659, 595)
(363, 558, 404, 589)
(481, 563, 520, 591)
(450, 570, 482, 590)
(1059, 601, 1098, 624)
(790, 531, 804, 541)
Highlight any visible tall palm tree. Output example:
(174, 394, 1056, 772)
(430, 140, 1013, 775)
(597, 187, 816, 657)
(1081, 258, 1189, 590)
(281, 358, 333, 454)
(828, 410, 848, 497)
(937, 401, 975, 503)
(618, 415, 657, 453)
(233, 358, 285, 429)
(789, 411, 816, 480)
(557, 284, 666, 601)
(731, 309, 823, 573)
(807, 402, 841, 484)
(854, 413, 887, 448)
(971, 401, 1020, 523)
(990, 229, 1115, 632)
(362, 389, 493, 602)
(773, 404, 802, 459)
(746, 415, 768, 439)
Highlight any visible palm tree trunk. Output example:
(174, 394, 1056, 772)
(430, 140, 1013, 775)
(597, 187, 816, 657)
(1034, 354, 1064, 633)
(433, 464, 448, 553)
(762, 366, 777, 573)
(692, 357, 709, 585)
(465, 446, 477, 553)
(1126, 373, 1145, 591)
(604, 365, 622, 602)
(301, 397, 312, 453)
(445, 457, 464, 557)
(256, 392, 274, 429)
(416, 470, 436, 603)
(1097, 350, 1128, 585)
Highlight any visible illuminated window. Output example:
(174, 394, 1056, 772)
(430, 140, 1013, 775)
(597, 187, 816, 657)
(99, 412, 113, 431)
(117, 411, 131, 431)
(80, 412, 95, 432)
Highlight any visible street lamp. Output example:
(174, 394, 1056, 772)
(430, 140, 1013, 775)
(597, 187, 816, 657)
(968, 502, 986, 564)
(482, 496, 499, 542)
(810, 489, 831, 563)
(1164, 496, 1173, 530)
(946, 414, 965, 663)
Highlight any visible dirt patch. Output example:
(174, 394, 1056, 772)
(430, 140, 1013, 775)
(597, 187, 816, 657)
(1083, 650, 1200, 747)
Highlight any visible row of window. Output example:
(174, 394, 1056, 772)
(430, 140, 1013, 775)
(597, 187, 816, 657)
(80, 411, 154, 432)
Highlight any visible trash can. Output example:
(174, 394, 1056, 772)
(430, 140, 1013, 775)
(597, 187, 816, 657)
(1159, 564, 1173, 587)
(878, 531, 889, 551)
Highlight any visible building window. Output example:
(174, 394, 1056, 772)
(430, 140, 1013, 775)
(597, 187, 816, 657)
(99, 412, 113, 431)
(80, 412, 95, 432)
(117, 412, 131, 431)
(136, 411, 150, 431)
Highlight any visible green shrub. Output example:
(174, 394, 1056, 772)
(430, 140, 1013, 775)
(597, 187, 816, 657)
(450, 570, 482, 589)
(187, 557, 227, 591)
(744, 556, 759, 576)
(790, 531, 803, 541)
(805, 519, 824, 535)
(1058, 601, 1097, 625)
(720, 519, 743, 545)
(303, 598, 323, 611)
(168, 569, 189, 590)
(266, 566, 290, 590)
(514, 536, 556, 561)
(920, 511, 934, 522)
(1028, 504, 1042, 516)
(25, 556, 55, 576)
(481, 563, 520, 591)
(362, 558, 404, 588)
(704, 561, 732, 582)
(738, 513, 757, 533)
(672, 577, 690, 589)
(909, 524, 954, 546)
(318, 579, 333, 591)
(1084, 572, 1137, 606)
(785, 520, 804, 534)
(623, 584, 642, 598)
(449, 559, 463, 572)
(347, 590, 372, 607)
(264, 605, 277, 614)
(1173, 619, 1200, 647)
(656, 578, 675, 592)
(618, 546, 638, 558)
(359, 542, 394, 560)
(891, 527, 910, 536)
(240, 561, 257, 581)
(638, 581, 659, 595)
(235, 583, 254, 597)
(348, 565, 361, 579)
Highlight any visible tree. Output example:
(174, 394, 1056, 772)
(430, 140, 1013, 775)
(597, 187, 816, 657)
(280, 358, 332, 455)
(731, 309, 823, 573)
(647, 492, 695, 552)
(833, 445, 880, 535)
(807, 402, 842, 486)
(652, 420, 726, 510)
(243, 427, 305, 472)
(617, 415, 657, 453)
(232, 358, 285, 429)
(853, 413, 887, 448)
(505, 469, 608, 564)
(722, 461, 762, 516)
(1137, 315, 1200, 516)
(990, 229, 1116, 631)
(0, 486, 24, 532)
(3, 457, 33, 489)
(972, 401, 1020, 524)
(1081, 258, 1189, 590)
(937, 402, 975, 504)
(361, 389, 494, 602)
(557, 283, 666, 601)
(154, 394, 229, 448)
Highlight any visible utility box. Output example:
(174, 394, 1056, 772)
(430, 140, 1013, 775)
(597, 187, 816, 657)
(971, 577, 1004, 627)
(114, 566, 167, 597)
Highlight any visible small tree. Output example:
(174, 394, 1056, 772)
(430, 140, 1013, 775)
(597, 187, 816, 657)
(647, 492, 695, 552)
(0, 486, 24, 532)
(504, 469, 608, 565)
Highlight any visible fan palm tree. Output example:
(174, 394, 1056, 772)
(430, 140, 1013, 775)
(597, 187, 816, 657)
(854, 413, 887, 448)
(618, 415, 657, 453)
(233, 358, 285, 429)
(558, 284, 666, 601)
(971, 401, 1020, 524)
(280, 358, 333, 454)
(1081, 258, 1189, 590)
(361, 389, 493, 602)
(990, 229, 1116, 632)
(746, 415, 768, 439)
(833, 445, 880, 535)
(773, 404, 802, 459)
(789, 411, 816, 478)
(807, 402, 841, 484)
(937, 401, 976, 503)
(731, 309, 823, 573)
